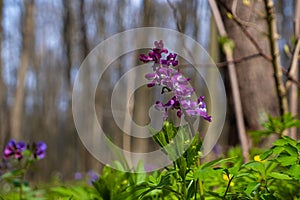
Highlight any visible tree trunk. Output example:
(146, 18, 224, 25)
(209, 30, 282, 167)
(131, 0, 154, 156)
(10, 0, 35, 140)
(0, 0, 7, 143)
(218, 1, 280, 134)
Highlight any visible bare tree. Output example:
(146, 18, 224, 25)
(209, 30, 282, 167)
(0, 0, 6, 143)
(10, 0, 35, 140)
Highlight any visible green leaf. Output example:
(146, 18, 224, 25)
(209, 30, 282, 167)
(176, 157, 187, 180)
(260, 193, 277, 200)
(243, 161, 265, 176)
(148, 175, 158, 186)
(138, 188, 157, 200)
(206, 191, 223, 199)
(258, 114, 300, 136)
(115, 184, 149, 200)
(296, 142, 300, 152)
(288, 165, 300, 180)
(274, 136, 297, 147)
(271, 146, 285, 154)
(235, 173, 251, 178)
(200, 157, 235, 170)
(218, 36, 235, 52)
(194, 167, 214, 180)
(92, 178, 111, 199)
(184, 132, 202, 167)
(244, 182, 261, 197)
(268, 172, 292, 180)
(1, 169, 25, 180)
(156, 173, 172, 188)
(276, 155, 298, 166)
(282, 144, 298, 157)
(260, 149, 273, 160)
(228, 165, 240, 176)
(250, 130, 273, 137)
(113, 160, 126, 172)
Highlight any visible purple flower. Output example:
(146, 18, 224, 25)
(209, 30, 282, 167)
(155, 96, 181, 119)
(88, 170, 99, 185)
(139, 40, 168, 64)
(3, 140, 26, 160)
(140, 40, 211, 122)
(154, 40, 164, 49)
(34, 141, 47, 159)
(139, 54, 153, 63)
(182, 97, 212, 122)
(161, 53, 178, 66)
(74, 172, 83, 180)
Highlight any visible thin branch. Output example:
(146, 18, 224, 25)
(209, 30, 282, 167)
(231, 0, 268, 36)
(282, 68, 300, 88)
(178, 53, 300, 89)
(217, 1, 272, 62)
(209, 0, 249, 162)
(289, 0, 300, 139)
(288, 55, 299, 139)
(263, 0, 289, 124)
(216, 53, 262, 67)
(286, 39, 300, 89)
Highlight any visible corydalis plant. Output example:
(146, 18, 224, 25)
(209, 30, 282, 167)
(3, 140, 47, 161)
(3, 140, 26, 160)
(1, 140, 47, 200)
(140, 40, 211, 122)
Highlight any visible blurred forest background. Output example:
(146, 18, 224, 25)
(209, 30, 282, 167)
(0, 0, 299, 181)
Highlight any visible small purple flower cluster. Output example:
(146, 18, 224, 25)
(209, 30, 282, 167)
(3, 140, 26, 160)
(33, 141, 47, 160)
(87, 170, 99, 185)
(73, 170, 99, 186)
(3, 139, 47, 160)
(139, 40, 211, 122)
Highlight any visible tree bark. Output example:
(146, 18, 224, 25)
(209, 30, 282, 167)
(218, 0, 280, 133)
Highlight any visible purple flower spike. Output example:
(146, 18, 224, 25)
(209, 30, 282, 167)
(3, 140, 26, 160)
(139, 40, 212, 122)
(34, 141, 47, 159)
(140, 41, 169, 64)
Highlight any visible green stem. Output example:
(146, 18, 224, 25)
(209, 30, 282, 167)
(182, 175, 187, 200)
(19, 159, 31, 200)
(161, 186, 184, 199)
(20, 172, 24, 200)
(222, 176, 234, 200)
(197, 159, 205, 200)
(184, 113, 205, 200)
